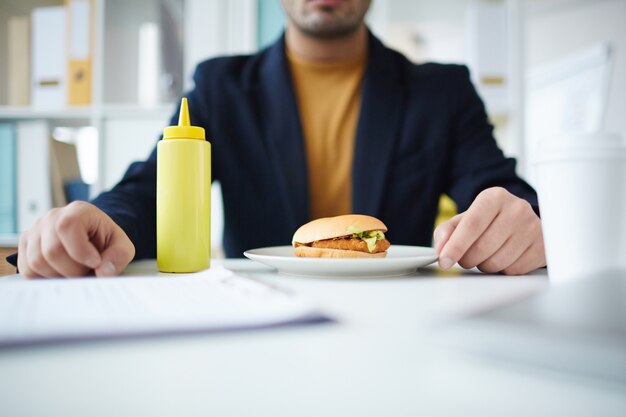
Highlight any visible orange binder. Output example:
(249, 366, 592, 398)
(66, 0, 93, 105)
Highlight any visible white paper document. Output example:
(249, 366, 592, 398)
(0, 267, 324, 347)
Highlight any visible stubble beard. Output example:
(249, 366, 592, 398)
(288, 3, 369, 40)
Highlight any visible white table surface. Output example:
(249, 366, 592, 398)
(1, 259, 625, 417)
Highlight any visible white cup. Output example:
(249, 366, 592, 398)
(533, 133, 626, 285)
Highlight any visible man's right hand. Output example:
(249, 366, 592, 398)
(18, 201, 135, 278)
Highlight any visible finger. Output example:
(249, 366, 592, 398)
(56, 207, 102, 269)
(95, 226, 135, 277)
(457, 211, 513, 269)
(26, 232, 62, 278)
(439, 195, 503, 269)
(41, 226, 91, 277)
(433, 214, 462, 254)
(477, 231, 534, 274)
(500, 240, 547, 276)
(17, 232, 36, 278)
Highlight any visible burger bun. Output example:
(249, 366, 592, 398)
(292, 214, 387, 245)
(294, 246, 387, 258)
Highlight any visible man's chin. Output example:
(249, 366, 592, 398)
(297, 14, 363, 39)
(288, 0, 368, 39)
(300, 23, 360, 39)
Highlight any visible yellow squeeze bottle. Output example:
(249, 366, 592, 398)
(157, 98, 211, 272)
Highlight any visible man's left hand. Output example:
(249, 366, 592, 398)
(433, 187, 546, 275)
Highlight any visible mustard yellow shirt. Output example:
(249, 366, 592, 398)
(287, 48, 367, 220)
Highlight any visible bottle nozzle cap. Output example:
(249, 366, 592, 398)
(163, 97, 205, 140)
(178, 97, 191, 126)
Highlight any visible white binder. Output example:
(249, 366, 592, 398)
(16, 120, 52, 232)
(31, 6, 67, 108)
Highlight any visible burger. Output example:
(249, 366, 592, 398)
(292, 214, 391, 258)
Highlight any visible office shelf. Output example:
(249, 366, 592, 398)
(0, 234, 20, 248)
(0, 106, 93, 120)
(100, 104, 174, 120)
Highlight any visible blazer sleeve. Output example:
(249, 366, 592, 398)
(444, 66, 539, 214)
(91, 64, 213, 260)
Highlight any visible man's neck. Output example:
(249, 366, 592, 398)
(285, 24, 368, 63)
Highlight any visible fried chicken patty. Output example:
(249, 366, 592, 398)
(295, 236, 391, 254)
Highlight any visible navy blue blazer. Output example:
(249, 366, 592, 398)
(92, 33, 538, 259)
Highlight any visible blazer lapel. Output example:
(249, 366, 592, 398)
(352, 34, 405, 216)
(256, 37, 309, 231)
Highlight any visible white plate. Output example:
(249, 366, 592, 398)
(243, 245, 438, 278)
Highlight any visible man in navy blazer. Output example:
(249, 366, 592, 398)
(16, 0, 546, 278)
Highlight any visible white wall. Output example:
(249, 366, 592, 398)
(366, 0, 470, 65)
(527, 0, 626, 138)
(103, 118, 164, 190)
(183, 0, 257, 90)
